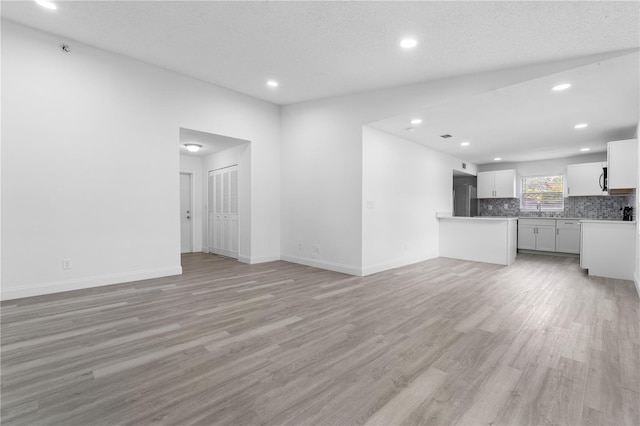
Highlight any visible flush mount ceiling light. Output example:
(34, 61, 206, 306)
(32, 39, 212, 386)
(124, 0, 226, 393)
(400, 38, 417, 49)
(494, 157, 502, 161)
(580, 147, 591, 152)
(410, 118, 422, 125)
(552, 83, 571, 91)
(267, 80, 279, 88)
(35, 0, 57, 9)
(574, 123, 588, 129)
(183, 144, 203, 153)
(460, 142, 470, 147)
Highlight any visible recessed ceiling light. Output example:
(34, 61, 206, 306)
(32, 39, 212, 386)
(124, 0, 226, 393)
(400, 38, 417, 49)
(460, 142, 470, 147)
(410, 118, 422, 125)
(552, 83, 571, 91)
(580, 147, 591, 152)
(494, 157, 502, 161)
(574, 123, 588, 129)
(267, 80, 279, 88)
(183, 144, 203, 153)
(35, 0, 57, 9)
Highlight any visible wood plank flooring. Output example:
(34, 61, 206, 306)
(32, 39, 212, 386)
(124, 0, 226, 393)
(1, 253, 638, 425)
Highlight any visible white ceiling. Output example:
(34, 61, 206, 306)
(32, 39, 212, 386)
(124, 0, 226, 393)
(2, 1, 638, 164)
(2, 1, 638, 106)
(179, 127, 248, 158)
(370, 52, 639, 164)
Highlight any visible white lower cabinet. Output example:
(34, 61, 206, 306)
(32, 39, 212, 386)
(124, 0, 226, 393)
(517, 219, 556, 252)
(555, 220, 580, 254)
(581, 221, 636, 280)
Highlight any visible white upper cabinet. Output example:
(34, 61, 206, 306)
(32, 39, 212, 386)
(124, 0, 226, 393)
(477, 170, 517, 198)
(566, 162, 606, 196)
(607, 139, 638, 190)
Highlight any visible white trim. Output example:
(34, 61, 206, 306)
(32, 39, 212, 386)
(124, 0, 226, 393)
(634, 271, 640, 298)
(243, 254, 280, 264)
(361, 255, 437, 276)
(0, 267, 182, 301)
(281, 255, 362, 276)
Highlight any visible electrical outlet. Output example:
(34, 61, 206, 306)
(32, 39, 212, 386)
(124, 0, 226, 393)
(488, 205, 493, 210)
(62, 258, 72, 270)
(298, 243, 303, 251)
(366, 200, 375, 209)
(312, 245, 319, 259)
(504, 203, 509, 209)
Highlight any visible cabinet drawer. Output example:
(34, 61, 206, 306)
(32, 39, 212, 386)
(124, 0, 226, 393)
(556, 220, 580, 230)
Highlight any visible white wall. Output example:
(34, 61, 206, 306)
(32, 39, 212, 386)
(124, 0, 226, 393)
(635, 121, 640, 296)
(1, 21, 281, 300)
(281, 52, 615, 275)
(202, 143, 257, 262)
(179, 155, 204, 252)
(362, 127, 476, 275)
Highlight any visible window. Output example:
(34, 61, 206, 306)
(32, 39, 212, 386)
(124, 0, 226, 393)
(520, 175, 564, 210)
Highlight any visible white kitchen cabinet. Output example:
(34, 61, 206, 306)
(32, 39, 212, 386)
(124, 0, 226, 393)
(517, 219, 556, 252)
(555, 220, 580, 254)
(566, 162, 606, 196)
(477, 170, 517, 198)
(581, 220, 636, 280)
(607, 139, 637, 190)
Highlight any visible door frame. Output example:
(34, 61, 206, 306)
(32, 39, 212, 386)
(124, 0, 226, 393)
(179, 170, 195, 254)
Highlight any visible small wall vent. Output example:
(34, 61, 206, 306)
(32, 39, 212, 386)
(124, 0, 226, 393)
(440, 134, 452, 139)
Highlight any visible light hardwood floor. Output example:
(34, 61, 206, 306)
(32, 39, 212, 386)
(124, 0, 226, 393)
(1, 253, 638, 425)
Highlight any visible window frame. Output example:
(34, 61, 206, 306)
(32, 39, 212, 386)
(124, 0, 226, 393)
(519, 174, 565, 211)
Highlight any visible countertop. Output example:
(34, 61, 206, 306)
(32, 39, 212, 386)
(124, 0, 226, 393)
(438, 216, 518, 222)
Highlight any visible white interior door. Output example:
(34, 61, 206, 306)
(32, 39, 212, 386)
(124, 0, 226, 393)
(179, 173, 192, 254)
(208, 165, 239, 259)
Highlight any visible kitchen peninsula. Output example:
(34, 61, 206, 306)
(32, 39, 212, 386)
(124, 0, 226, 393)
(438, 216, 518, 265)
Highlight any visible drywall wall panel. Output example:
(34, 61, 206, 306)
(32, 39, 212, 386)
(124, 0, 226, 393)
(1, 21, 280, 299)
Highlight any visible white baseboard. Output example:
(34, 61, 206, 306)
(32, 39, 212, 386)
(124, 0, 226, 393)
(238, 254, 281, 265)
(280, 255, 362, 276)
(361, 255, 436, 276)
(1, 266, 183, 301)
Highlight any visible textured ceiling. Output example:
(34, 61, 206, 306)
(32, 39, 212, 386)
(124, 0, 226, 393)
(179, 128, 248, 158)
(2, 1, 639, 105)
(370, 53, 639, 164)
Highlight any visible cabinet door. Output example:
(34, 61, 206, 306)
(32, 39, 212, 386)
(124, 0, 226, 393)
(494, 170, 516, 198)
(536, 226, 557, 252)
(608, 139, 638, 189)
(556, 227, 580, 254)
(567, 162, 604, 196)
(517, 225, 536, 250)
(477, 172, 495, 198)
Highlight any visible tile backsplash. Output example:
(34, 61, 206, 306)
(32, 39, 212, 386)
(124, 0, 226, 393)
(478, 193, 635, 220)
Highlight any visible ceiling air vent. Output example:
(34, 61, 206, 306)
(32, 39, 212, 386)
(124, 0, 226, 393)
(440, 134, 452, 139)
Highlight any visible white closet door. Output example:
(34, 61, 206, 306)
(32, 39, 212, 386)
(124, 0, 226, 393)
(208, 165, 239, 259)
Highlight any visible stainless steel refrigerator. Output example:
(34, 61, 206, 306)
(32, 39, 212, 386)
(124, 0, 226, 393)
(453, 184, 478, 217)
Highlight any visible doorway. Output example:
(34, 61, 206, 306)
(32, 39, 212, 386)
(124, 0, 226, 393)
(179, 172, 193, 253)
(208, 165, 239, 259)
